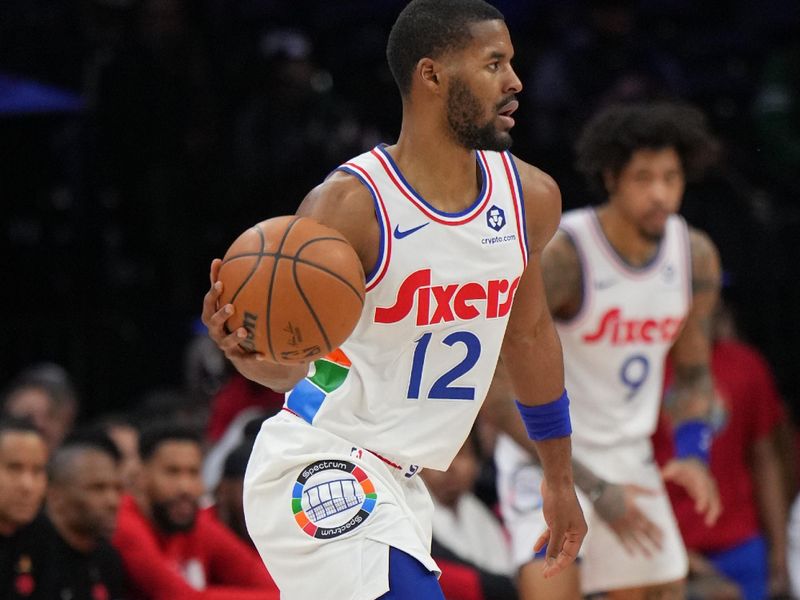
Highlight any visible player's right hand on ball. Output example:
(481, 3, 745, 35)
(593, 481, 664, 557)
(201, 259, 308, 392)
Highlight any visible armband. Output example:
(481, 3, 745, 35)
(515, 390, 572, 441)
(674, 420, 712, 464)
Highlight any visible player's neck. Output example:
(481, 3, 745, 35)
(595, 205, 659, 267)
(388, 125, 480, 213)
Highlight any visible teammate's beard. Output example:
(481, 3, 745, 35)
(150, 498, 197, 533)
(446, 77, 512, 152)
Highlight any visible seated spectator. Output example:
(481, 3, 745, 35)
(94, 413, 142, 492)
(206, 372, 283, 444)
(113, 423, 278, 599)
(2, 362, 79, 450)
(654, 302, 790, 599)
(213, 435, 256, 547)
(0, 418, 48, 598)
(422, 431, 516, 600)
(25, 432, 127, 599)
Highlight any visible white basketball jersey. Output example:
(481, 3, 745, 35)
(285, 145, 528, 470)
(556, 208, 692, 448)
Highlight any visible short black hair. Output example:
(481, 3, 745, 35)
(0, 416, 43, 443)
(222, 438, 256, 480)
(575, 102, 720, 194)
(138, 423, 202, 462)
(48, 430, 121, 485)
(386, 0, 504, 97)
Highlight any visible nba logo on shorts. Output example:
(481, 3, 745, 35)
(487, 205, 506, 232)
(291, 460, 377, 539)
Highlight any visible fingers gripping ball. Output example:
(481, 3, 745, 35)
(217, 216, 366, 364)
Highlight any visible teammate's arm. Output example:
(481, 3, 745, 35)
(499, 158, 586, 577)
(661, 227, 722, 525)
(202, 173, 377, 392)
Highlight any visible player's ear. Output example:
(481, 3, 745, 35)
(417, 58, 442, 93)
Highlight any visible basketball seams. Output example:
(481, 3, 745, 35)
(266, 216, 302, 362)
(226, 225, 266, 308)
(291, 259, 332, 354)
(294, 237, 365, 306)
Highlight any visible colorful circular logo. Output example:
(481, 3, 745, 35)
(292, 460, 377, 539)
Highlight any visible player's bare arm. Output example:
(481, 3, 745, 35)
(661, 227, 722, 526)
(499, 157, 587, 577)
(202, 172, 376, 392)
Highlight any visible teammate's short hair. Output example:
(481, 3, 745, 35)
(138, 423, 202, 462)
(387, 0, 504, 97)
(47, 430, 122, 485)
(575, 101, 720, 194)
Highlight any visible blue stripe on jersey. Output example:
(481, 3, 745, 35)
(375, 145, 488, 218)
(506, 152, 529, 257)
(337, 166, 386, 284)
(292, 482, 304, 498)
(286, 378, 327, 424)
(362, 497, 377, 513)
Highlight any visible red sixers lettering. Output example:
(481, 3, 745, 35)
(374, 269, 520, 326)
(583, 308, 684, 345)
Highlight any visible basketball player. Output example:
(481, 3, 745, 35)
(201, 1, 587, 598)
(490, 101, 723, 599)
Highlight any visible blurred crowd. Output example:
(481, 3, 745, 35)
(2, 303, 800, 598)
(2, 0, 800, 598)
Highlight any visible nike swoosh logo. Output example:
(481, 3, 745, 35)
(393, 223, 429, 239)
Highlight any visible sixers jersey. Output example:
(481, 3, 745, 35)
(285, 145, 528, 470)
(557, 208, 692, 448)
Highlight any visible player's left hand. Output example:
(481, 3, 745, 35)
(534, 479, 587, 579)
(661, 458, 721, 526)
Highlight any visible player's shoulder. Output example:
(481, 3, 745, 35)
(296, 169, 380, 266)
(686, 225, 718, 258)
(508, 154, 561, 252)
(509, 155, 561, 208)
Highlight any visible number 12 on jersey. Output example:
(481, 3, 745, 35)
(407, 331, 482, 400)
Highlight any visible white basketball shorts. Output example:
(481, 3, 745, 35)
(495, 434, 688, 594)
(243, 410, 440, 600)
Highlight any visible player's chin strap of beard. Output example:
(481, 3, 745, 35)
(515, 390, 572, 441)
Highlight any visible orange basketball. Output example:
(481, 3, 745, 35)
(217, 216, 365, 364)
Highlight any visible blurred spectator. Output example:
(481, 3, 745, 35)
(654, 301, 791, 599)
(212, 436, 257, 546)
(206, 372, 283, 444)
(422, 432, 516, 600)
(183, 320, 228, 408)
(25, 432, 127, 599)
(0, 418, 48, 598)
(112, 424, 278, 599)
(203, 375, 281, 491)
(2, 362, 79, 450)
(94, 413, 142, 492)
(135, 387, 208, 435)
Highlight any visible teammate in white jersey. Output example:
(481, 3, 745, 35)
(490, 102, 724, 599)
(201, 1, 586, 598)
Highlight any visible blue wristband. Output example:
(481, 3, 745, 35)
(674, 420, 712, 463)
(515, 390, 572, 441)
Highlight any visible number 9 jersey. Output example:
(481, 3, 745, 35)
(284, 145, 529, 471)
(555, 207, 692, 449)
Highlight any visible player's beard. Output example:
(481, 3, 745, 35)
(151, 497, 198, 533)
(446, 77, 512, 152)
